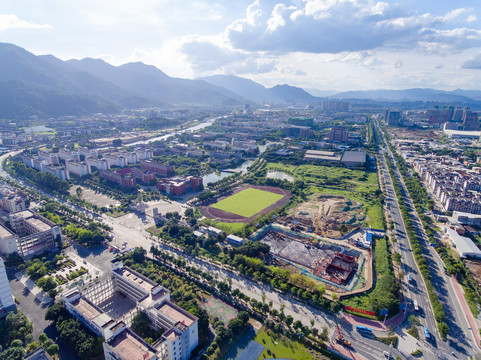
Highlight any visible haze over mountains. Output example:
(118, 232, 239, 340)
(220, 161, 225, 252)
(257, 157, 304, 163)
(1, 42, 481, 118)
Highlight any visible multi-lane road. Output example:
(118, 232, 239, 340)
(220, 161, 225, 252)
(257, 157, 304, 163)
(376, 121, 478, 359)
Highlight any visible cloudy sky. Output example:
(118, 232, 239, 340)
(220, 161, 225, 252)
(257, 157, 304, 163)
(1, 0, 481, 91)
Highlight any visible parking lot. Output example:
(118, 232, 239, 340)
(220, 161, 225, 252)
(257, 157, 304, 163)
(69, 186, 120, 208)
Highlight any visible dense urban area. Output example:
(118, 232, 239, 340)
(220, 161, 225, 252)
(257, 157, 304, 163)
(1, 99, 481, 360)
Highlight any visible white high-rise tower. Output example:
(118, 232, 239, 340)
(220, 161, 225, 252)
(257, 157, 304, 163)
(0, 258, 15, 317)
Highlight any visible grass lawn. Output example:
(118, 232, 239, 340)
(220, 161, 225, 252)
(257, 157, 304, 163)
(212, 188, 283, 217)
(255, 328, 319, 360)
(266, 162, 297, 173)
(146, 226, 162, 235)
(209, 220, 246, 234)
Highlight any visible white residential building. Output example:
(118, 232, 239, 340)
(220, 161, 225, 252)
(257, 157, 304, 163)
(66, 161, 90, 177)
(0, 259, 15, 317)
(86, 157, 110, 172)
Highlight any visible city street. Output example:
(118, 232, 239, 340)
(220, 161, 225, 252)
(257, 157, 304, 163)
(376, 121, 478, 359)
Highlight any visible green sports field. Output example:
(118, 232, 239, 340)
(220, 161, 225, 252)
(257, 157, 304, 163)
(211, 188, 283, 217)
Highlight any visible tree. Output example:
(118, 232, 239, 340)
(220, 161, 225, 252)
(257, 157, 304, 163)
(46, 344, 59, 358)
(408, 314, 419, 327)
(131, 247, 146, 263)
(38, 333, 48, 344)
(11, 339, 22, 348)
(286, 315, 293, 326)
(228, 318, 243, 334)
(131, 312, 153, 339)
(45, 302, 68, 323)
(76, 187, 83, 199)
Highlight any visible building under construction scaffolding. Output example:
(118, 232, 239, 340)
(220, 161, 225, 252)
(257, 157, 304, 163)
(251, 225, 363, 290)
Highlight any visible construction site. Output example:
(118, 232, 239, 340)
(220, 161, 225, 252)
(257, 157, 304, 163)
(282, 194, 365, 239)
(251, 225, 367, 291)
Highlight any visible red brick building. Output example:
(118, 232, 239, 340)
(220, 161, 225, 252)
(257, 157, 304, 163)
(158, 176, 203, 195)
(141, 160, 174, 177)
(100, 170, 136, 188)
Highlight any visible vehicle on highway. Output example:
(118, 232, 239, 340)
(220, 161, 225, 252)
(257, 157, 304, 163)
(423, 326, 431, 341)
(440, 261, 448, 274)
(413, 300, 419, 311)
(408, 274, 413, 283)
(356, 325, 372, 334)
(336, 337, 351, 347)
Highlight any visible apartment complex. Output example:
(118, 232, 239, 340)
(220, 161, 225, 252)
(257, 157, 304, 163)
(396, 139, 481, 215)
(62, 259, 198, 360)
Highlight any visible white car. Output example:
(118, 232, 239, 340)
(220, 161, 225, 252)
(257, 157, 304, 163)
(413, 300, 419, 311)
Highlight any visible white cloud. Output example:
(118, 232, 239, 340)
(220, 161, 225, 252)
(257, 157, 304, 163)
(462, 53, 481, 70)
(0, 14, 52, 32)
(224, 1, 480, 55)
(179, 36, 277, 75)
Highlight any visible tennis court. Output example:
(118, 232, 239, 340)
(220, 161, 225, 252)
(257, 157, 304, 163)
(200, 295, 238, 324)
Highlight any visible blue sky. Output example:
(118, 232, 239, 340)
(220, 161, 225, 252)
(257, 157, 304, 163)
(1, 0, 481, 91)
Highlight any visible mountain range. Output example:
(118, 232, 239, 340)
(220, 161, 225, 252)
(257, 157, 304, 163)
(0, 42, 481, 118)
(0, 43, 320, 118)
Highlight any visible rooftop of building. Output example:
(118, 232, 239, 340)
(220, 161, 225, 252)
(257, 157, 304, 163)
(155, 300, 197, 328)
(341, 150, 366, 163)
(113, 266, 170, 307)
(0, 224, 15, 238)
(23, 346, 53, 360)
(114, 267, 157, 294)
(72, 296, 102, 321)
(445, 227, 481, 257)
(26, 217, 51, 232)
(107, 328, 157, 360)
(163, 328, 180, 342)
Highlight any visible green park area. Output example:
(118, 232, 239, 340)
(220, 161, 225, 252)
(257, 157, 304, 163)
(211, 188, 283, 217)
(255, 328, 323, 360)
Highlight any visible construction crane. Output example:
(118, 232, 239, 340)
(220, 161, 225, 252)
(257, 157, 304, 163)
(334, 314, 351, 347)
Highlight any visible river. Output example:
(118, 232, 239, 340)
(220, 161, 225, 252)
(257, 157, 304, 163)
(129, 118, 217, 146)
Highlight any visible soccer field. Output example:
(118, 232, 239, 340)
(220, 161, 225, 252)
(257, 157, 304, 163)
(211, 188, 283, 217)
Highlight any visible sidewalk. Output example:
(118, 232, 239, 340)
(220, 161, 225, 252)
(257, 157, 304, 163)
(449, 276, 481, 350)
(15, 272, 51, 305)
(343, 310, 406, 332)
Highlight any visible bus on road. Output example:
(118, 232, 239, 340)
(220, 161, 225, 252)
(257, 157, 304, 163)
(356, 325, 372, 334)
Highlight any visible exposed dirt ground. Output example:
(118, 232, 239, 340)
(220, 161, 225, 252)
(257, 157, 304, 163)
(285, 194, 365, 238)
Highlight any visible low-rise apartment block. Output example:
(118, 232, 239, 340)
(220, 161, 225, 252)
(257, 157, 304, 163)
(141, 161, 174, 177)
(100, 170, 136, 188)
(66, 160, 89, 177)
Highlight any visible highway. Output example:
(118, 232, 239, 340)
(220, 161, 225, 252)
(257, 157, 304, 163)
(376, 121, 477, 359)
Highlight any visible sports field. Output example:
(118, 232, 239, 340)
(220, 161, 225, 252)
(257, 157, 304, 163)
(200, 295, 238, 324)
(211, 188, 283, 217)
